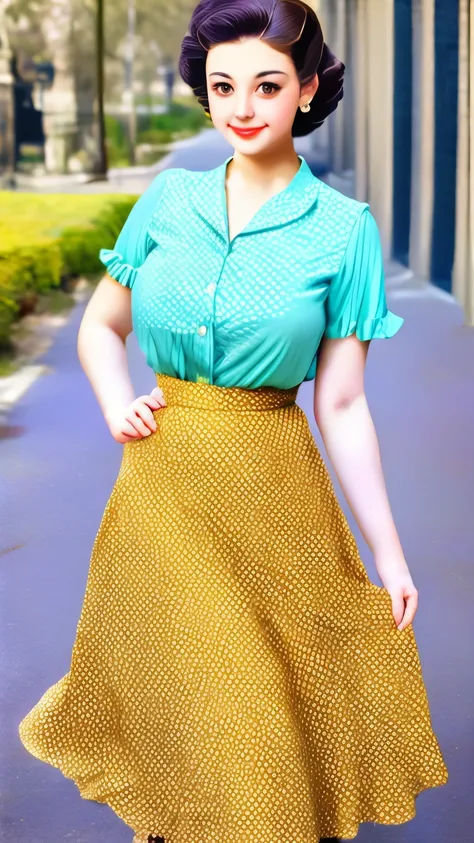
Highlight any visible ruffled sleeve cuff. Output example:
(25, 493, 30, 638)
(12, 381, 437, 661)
(99, 248, 137, 289)
(324, 309, 405, 341)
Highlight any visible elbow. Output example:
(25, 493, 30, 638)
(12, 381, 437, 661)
(77, 321, 126, 366)
(313, 390, 366, 425)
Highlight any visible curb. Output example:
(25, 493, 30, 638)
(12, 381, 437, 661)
(0, 364, 52, 417)
(0, 280, 93, 418)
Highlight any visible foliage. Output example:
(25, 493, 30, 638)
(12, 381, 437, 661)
(104, 114, 130, 166)
(0, 190, 138, 350)
(105, 103, 208, 164)
(138, 103, 208, 136)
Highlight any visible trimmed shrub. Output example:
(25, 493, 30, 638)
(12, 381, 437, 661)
(0, 193, 138, 351)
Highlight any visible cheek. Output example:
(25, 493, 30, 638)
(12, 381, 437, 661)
(209, 97, 233, 122)
(261, 95, 297, 126)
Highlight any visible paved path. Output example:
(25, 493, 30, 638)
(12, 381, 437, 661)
(1, 136, 472, 842)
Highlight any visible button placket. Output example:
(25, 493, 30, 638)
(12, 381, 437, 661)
(198, 242, 233, 385)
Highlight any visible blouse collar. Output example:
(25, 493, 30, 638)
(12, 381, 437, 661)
(188, 154, 321, 242)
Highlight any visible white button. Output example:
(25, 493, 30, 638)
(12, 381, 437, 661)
(206, 282, 216, 294)
(197, 325, 207, 336)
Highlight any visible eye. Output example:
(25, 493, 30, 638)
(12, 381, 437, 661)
(258, 82, 281, 95)
(211, 82, 282, 96)
(211, 82, 233, 95)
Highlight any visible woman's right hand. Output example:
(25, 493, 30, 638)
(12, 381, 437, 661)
(106, 388, 167, 443)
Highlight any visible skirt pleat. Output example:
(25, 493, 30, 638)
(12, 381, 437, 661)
(18, 373, 449, 841)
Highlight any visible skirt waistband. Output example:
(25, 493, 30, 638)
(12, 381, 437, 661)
(155, 373, 299, 411)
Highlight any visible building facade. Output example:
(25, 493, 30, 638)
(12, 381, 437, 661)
(318, 0, 473, 327)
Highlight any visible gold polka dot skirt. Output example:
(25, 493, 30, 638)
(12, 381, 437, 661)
(18, 374, 449, 841)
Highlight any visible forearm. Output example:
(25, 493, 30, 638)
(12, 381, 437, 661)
(315, 393, 403, 558)
(77, 323, 135, 423)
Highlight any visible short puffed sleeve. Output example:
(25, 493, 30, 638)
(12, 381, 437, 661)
(99, 167, 170, 289)
(323, 206, 404, 340)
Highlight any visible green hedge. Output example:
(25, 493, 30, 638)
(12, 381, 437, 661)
(0, 194, 138, 351)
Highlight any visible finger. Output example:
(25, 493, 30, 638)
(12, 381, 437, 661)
(121, 420, 142, 439)
(135, 394, 161, 408)
(137, 404, 158, 432)
(391, 596, 405, 629)
(143, 395, 165, 410)
(126, 410, 153, 437)
(398, 594, 418, 630)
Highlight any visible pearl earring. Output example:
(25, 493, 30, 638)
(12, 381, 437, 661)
(299, 100, 312, 113)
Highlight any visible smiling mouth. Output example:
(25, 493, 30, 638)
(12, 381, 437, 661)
(229, 125, 266, 133)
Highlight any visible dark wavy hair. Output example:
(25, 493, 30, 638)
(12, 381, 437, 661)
(179, 0, 345, 137)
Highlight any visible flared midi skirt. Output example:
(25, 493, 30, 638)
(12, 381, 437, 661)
(18, 373, 449, 842)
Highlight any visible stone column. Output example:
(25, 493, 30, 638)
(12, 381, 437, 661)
(315, 0, 354, 180)
(308, 0, 334, 167)
(41, 0, 80, 174)
(353, 0, 368, 203)
(328, 0, 347, 175)
(353, 0, 395, 259)
(452, 0, 474, 325)
(409, 0, 435, 279)
(343, 1, 356, 174)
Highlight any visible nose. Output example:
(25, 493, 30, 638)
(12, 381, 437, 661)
(233, 92, 255, 121)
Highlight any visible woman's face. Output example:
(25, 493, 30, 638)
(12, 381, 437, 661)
(205, 36, 318, 155)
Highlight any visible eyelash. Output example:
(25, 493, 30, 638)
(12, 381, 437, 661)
(211, 82, 282, 96)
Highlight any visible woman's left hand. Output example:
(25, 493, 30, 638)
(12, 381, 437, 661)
(374, 552, 419, 631)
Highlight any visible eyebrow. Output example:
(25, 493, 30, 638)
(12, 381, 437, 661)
(208, 71, 289, 79)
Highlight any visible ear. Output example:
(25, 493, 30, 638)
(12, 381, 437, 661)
(301, 72, 319, 101)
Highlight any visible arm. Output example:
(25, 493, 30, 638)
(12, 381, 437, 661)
(77, 274, 135, 425)
(313, 333, 418, 631)
(316, 205, 417, 630)
(313, 332, 403, 559)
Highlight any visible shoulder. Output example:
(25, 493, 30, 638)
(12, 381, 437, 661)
(146, 166, 180, 195)
(316, 178, 369, 224)
(146, 165, 209, 206)
(314, 180, 380, 254)
(152, 165, 210, 187)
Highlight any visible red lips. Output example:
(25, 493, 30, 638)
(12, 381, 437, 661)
(229, 125, 266, 138)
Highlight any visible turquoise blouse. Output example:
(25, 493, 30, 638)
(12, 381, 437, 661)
(99, 155, 404, 389)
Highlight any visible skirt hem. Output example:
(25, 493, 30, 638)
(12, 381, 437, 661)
(18, 726, 448, 842)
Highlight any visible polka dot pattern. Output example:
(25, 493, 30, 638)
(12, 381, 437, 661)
(18, 374, 448, 841)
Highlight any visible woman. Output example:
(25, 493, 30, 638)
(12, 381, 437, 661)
(18, 1, 449, 841)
